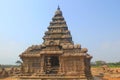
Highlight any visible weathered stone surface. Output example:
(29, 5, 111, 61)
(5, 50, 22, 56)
(0, 68, 9, 78)
(19, 6, 93, 80)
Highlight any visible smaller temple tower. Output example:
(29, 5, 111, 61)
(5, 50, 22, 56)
(19, 6, 93, 80)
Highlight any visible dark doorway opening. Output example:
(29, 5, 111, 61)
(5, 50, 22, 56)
(51, 56, 59, 67)
(45, 56, 59, 74)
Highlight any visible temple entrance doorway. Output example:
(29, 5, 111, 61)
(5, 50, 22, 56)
(45, 55, 59, 74)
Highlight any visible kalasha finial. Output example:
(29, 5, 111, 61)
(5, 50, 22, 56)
(55, 5, 62, 15)
(57, 5, 60, 10)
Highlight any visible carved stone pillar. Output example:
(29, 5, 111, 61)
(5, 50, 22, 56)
(46, 56, 51, 74)
(40, 55, 45, 74)
(80, 57, 86, 79)
(74, 60, 77, 72)
(25, 61, 29, 73)
(20, 63, 23, 73)
(62, 58, 65, 74)
(58, 56, 62, 74)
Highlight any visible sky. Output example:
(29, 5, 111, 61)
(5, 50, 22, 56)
(0, 0, 120, 64)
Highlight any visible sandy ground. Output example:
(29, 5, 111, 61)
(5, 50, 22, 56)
(92, 67, 120, 80)
(1, 77, 120, 80)
(0, 67, 120, 80)
(0, 77, 18, 80)
(0, 77, 120, 80)
(103, 77, 120, 80)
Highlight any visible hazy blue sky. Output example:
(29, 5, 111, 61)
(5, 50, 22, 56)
(0, 0, 120, 64)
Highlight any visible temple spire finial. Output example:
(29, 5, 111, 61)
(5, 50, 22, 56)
(57, 5, 60, 10)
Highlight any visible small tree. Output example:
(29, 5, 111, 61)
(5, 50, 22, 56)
(95, 60, 106, 66)
(16, 60, 22, 66)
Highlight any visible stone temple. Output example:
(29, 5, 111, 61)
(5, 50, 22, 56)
(19, 6, 93, 80)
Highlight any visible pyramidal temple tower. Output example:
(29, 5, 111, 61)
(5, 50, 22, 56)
(20, 6, 93, 80)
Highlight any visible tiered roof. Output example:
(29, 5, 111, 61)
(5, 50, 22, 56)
(20, 6, 92, 59)
(43, 6, 73, 45)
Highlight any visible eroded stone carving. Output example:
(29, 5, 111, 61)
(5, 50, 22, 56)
(19, 6, 93, 80)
